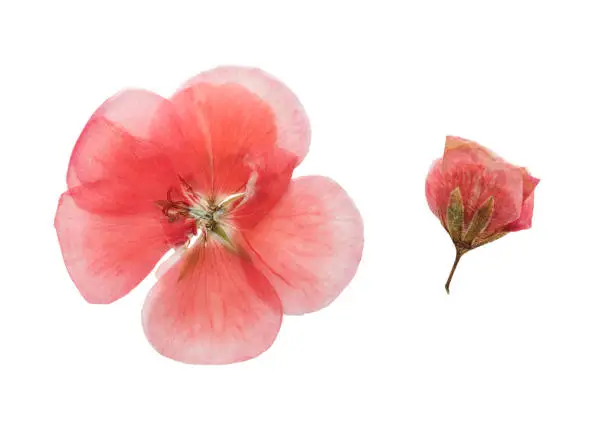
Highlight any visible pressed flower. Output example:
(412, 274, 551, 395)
(425, 136, 539, 293)
(55, 67, 364, 364)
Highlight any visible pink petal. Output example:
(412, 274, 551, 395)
(506, 171, 539, 232)
(519, 168, 540, 200)
(444, 135, 500, 162)
(67, 89, 186, 191)
(242, 176, 364, 315)
(65, 89, 202, 225)
(505, 191, 536, 232)
(426, 148, 524, 236)
(229, 146, 298, 229)
(142, 242, 282, 364)
(55, 192, 180, 304)
(182, 66, 310, 163)
(170, 82, 298, 225)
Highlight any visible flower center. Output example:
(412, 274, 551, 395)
(156, 177, 248, 251)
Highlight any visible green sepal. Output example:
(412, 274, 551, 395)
(446, 187, 464, 242)
(463, 196, 494, 245)
(471, 231, 507, 249)
(212, 225, 236, 251)
(211, 225, 248, 259)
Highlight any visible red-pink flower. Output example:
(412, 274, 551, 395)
(55, 67, 364, 364)
(426, 136, 539, 293)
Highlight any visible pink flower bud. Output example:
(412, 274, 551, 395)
(426, 136, 539, 293)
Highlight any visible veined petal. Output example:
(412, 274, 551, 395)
(519, 168, 540, 200)
(68, 89, 186, 187)
(242, 176, 364, 315)
(67, 89, 189, 215)
(55, 191, 181, 304)
(444, 135, 499, 162)
(182, 66, 310, 163)
(506, 171, 539, 232)
(142, 241, 282, 365)
(505, 192, 536, 232)
(170, 82, 298, 225)
(229, 147, 298, 229)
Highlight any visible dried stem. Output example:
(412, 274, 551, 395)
(445, 248, 464, 294)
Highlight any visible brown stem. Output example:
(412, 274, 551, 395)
(445, 248, 464, 294)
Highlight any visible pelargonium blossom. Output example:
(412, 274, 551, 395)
(55, 66, 364, 364)
(425, 136, 539, 293)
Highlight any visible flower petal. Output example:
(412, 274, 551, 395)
(170, 81, 298, 226)
(519, 168, 540, 200)
(182, 66, 310, 163)
(444, 135, 499, 162)
(506, 170, 539, 232)
(68, 89, 186, 189)
(505, 192, 536, 232)
(66, 90, 191, 215)
(142, 241, 282, 364)
(170, 82, 277, 193)
(55, 191, 179, 304)
(229, 146, 298, 229)
(242, 176, 364, 315)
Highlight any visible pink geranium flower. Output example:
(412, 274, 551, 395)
(426, 136, 539, 293)
(55, 67, 364, 364)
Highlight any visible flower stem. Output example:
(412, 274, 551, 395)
(445, 248, 464, 294)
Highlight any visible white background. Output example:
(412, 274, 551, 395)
(2, 1, 612, 442)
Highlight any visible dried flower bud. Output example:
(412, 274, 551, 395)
(426, 136, 539, 293)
